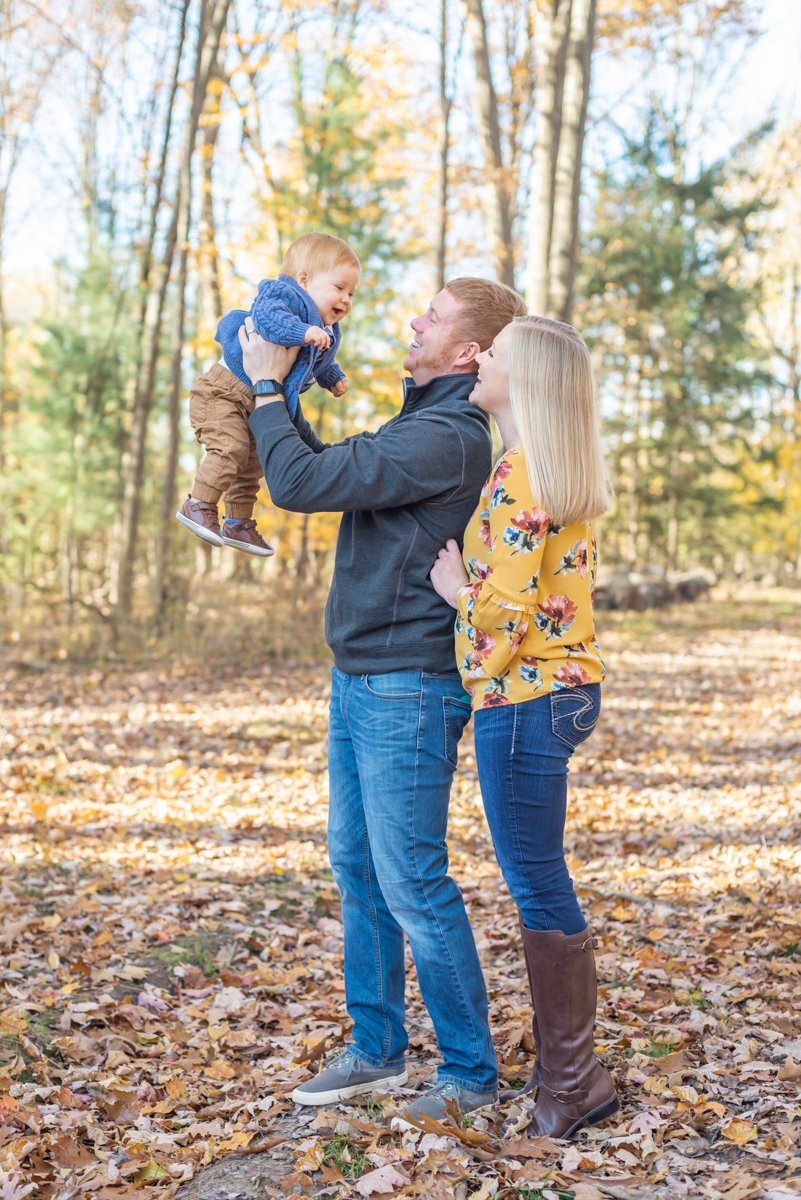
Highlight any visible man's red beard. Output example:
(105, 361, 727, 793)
(403, 339, 476, 376)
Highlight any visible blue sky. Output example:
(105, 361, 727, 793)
(4, 0, 800, 303)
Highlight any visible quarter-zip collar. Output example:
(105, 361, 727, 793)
(401, 372, 476, 414)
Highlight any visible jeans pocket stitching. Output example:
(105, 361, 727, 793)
(551, 719, 581, 750)
(572, 707, 600, 735)
(550, 688, 600, 748)
(443, 698, 455, 765)
(363, 675, 421, 700)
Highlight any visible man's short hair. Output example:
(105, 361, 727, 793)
(445, 277, 527, 371)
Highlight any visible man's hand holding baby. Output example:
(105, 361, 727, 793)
(239, 318, 300, 405)
(331, 379, 349, 397)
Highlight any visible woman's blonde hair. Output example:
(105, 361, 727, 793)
(507, 315, 611, 525)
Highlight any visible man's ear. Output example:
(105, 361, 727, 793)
(452, 341, 482, 369)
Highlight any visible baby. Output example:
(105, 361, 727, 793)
(176, 231, 361, 556)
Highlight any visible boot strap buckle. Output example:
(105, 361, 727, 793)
(548, 1085, 588, 1103)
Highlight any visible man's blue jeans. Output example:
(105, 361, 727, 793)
(327, 667, 498, 1092)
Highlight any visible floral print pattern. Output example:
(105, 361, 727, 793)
(498, 617, 528, 653)
(554, 539, 589, 579)
(553, 662, 592, 689)
(455, 446, 605, 711)
(534, 594, 578, 641)
(519, 657, 543, 689)
(503, 508, 550, 555)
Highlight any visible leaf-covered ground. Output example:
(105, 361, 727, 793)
(2, 592, 801, 1200)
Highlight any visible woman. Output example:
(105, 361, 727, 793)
(430, 315, 620, 1139)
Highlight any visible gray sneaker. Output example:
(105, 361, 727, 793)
(291, 1049, 408, 1105)
(391, 1080, 498, 1131)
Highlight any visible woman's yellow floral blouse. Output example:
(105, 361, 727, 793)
(456, 446, 605, 711)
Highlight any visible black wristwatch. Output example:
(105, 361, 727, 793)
(252, 378, 284, 397)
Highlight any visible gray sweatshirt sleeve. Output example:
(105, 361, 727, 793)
(249, 400, 466, 514)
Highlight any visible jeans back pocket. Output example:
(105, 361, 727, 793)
(444, 696, 473, 766)
(550, 684, 601, 750)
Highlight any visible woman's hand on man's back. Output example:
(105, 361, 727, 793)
(430, 539, 469, 609)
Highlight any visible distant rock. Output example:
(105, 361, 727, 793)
(671, 568, 715, 602)
(594, 564, 715, 611)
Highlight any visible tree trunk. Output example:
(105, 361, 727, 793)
(464, 0, 514, 286)
(114, 0, 231, 621)
(0, 3, 53, 480)
(0, 187, 8, 476)
(547, 0, 595, 322)
(199, 66, 224, 323)
(667, 491, 679, 575)
(295, 513, 310, 583)
(788, 264, 800, 441)
(112, 4, 187, 612)
(135, 0, 190, 331)
(155, 50, 226, 617)
(436, 0, 452, 292)
(154, 223, 190, 616)
(624, 450, 638, 566)
(526, 0, 571, 314)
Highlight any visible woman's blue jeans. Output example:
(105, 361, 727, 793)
(474, 685, 601, 936)
(326, 667, 497, 1092)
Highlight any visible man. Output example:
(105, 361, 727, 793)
(239, 278, 527, 1121)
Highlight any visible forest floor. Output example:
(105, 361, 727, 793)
(1, 589, 801, 1200)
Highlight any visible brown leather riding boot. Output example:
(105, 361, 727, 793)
(499, 912, 542, 1102)
(522, 925, 620, 1139)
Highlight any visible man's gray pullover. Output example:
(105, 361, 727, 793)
(249, 373, 492, 676)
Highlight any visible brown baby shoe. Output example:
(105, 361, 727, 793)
(222, 518, 275, 558)
(176, 496, 224, 547)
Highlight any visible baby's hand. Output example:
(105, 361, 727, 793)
(304, 326, 331, 349)
(331, 378, 349, 397)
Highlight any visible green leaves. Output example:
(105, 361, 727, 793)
(579, 122, 769, 568)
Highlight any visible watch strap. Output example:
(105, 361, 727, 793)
(252, 378, 284, 396)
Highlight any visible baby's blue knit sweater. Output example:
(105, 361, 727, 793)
(216, 275, 346, 417)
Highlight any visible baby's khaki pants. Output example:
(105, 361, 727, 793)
(189, 364, 263, 519)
